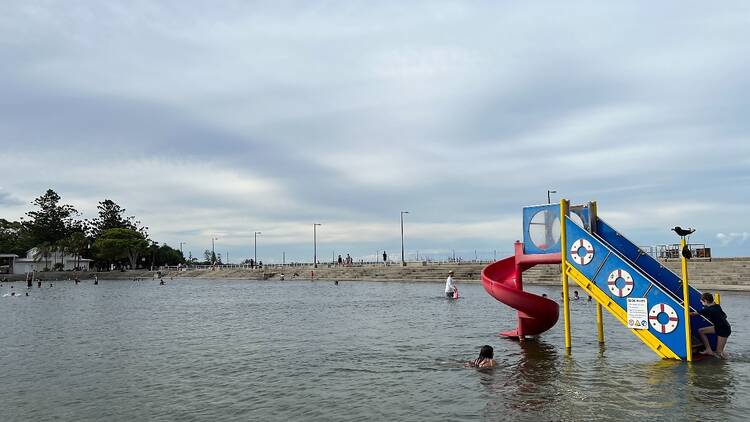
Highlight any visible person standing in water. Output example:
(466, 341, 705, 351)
(445, 270, 457, 299)
(690, 292, 731, 358)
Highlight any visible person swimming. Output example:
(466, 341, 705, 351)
(466, 345, 496, 368)
(159, 279, 165, 285)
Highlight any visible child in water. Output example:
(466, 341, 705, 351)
(466, 345, 496, 368)
(690, 292, 731, 358)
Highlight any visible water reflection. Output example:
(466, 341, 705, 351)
(480, 339, 563, 418)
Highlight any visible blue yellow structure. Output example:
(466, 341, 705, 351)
(519, 200, 717, 361)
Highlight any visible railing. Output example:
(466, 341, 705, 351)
(159, 258, 498, 272)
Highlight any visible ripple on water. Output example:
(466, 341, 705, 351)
(1, 280, 750, 421)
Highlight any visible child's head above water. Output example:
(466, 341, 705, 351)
(479, 345, 494, 360)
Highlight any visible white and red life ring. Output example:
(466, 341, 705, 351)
(607, 269, 634, 297)
(570, 239, 594, 265)
(648, 303, 679, 334)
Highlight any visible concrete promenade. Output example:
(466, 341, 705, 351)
(3, 258, 750, 291)
(162, 258, 750, 291)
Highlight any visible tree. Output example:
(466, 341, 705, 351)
(93, 228, 149, 270)
(0, 219, 34, 256)
(33, 242, 53, 271)
(88, 199, 147, 238)
(24, 189, 80, 245)
(63, 231, 89, 270)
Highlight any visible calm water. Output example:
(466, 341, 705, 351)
(1, 278, 749, 421)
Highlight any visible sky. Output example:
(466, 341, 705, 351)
(1, 2, 749, 263)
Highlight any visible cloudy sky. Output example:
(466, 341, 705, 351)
(1, 2, 749, 262)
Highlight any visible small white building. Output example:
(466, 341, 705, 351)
(12, 248, 92, 274)
(0, 254, 18, 275)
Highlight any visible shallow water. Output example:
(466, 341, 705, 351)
(1, 279, 749, 421)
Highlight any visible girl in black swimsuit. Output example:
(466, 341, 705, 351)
(691, 292, 731, 358)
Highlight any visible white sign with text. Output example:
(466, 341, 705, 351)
(627, 298, 648, 330)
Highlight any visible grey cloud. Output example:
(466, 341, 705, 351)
(1, 2, 750, 260)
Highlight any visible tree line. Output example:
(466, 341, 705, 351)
(0, 189, 187, 271)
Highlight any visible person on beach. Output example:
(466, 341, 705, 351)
(382, 251, 388, 265)
(445, 270, 457, 299)
(466, 345, 496, 368)
(690, 292, 731, 358)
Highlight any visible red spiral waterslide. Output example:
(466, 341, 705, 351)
(481, 242, 561, 338)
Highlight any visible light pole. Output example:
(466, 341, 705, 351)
(254, 231, 261, 264)
(211, 236, 218, 264)
(179, 242, 187, 256)
(547, 189, 557, 204)
(313, 223, 321, 268)
(400, 211, 409, 266)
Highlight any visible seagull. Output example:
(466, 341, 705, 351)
(671, 226, 695, 237)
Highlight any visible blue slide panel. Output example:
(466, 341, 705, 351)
(595, 218, 713, 336)
(566, 218, 688, 358)
(523, 204, 561, 254)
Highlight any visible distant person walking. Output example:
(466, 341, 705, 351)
(337, 255, 343, 266)
(445, 270, 457, 299)
(382, 251, 388, 265)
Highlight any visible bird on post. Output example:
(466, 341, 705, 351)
(671, 226, 695, 259)
(671, 226, 695, 237)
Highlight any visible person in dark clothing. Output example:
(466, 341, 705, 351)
(690, 292, 731, 358)
(465, 345, 496, 368)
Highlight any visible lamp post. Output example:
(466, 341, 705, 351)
(313, 223, 321, 268)
(254, 231, 261, 265)
(547, 189, 557, 204)
(211, 237, 218, 264)
(179, 242, 187, 256)
(400, 211, 409, 266)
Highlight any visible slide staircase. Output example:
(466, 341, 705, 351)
(564, 215, 715, 359)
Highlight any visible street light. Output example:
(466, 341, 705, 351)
(254, 231, 261, 265)
(547, 189, 557, 204)
(211, 236, 218, 264)
(313, 223, 322, 268)
(179, 242, 187, 255)
(400, 211, 409, 266)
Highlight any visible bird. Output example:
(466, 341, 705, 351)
(671, 226, 695, 237)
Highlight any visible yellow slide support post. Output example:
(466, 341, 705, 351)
(590, 201, 604, 344)
(560, 199, 572, 351)
(680, 238, 693, 362)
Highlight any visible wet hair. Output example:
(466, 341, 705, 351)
(478, 345, 494, 360)
(701, 292, 714, 304)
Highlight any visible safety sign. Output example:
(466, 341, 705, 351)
(627, 298, 648, 330)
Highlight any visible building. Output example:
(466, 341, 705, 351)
(10, 248, 92, 274)
(0, 254, 18, 275)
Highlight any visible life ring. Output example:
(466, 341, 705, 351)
(648, 303, 679, 334)
(570, 239, 594, 265)
(607, 269, 634, 297)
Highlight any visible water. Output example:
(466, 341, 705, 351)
(1, 279, 749, 421)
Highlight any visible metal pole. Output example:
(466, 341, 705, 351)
(680, 237, 693, 362)
(313, 224, 321, 268)
(547, 189, 557, 204)
(590, 201, 604, 344)
(560, 199, 572, 351)
(596, 304, 605, 343)
(254, 231, 261, 264)
(401, 211, 409, 266)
